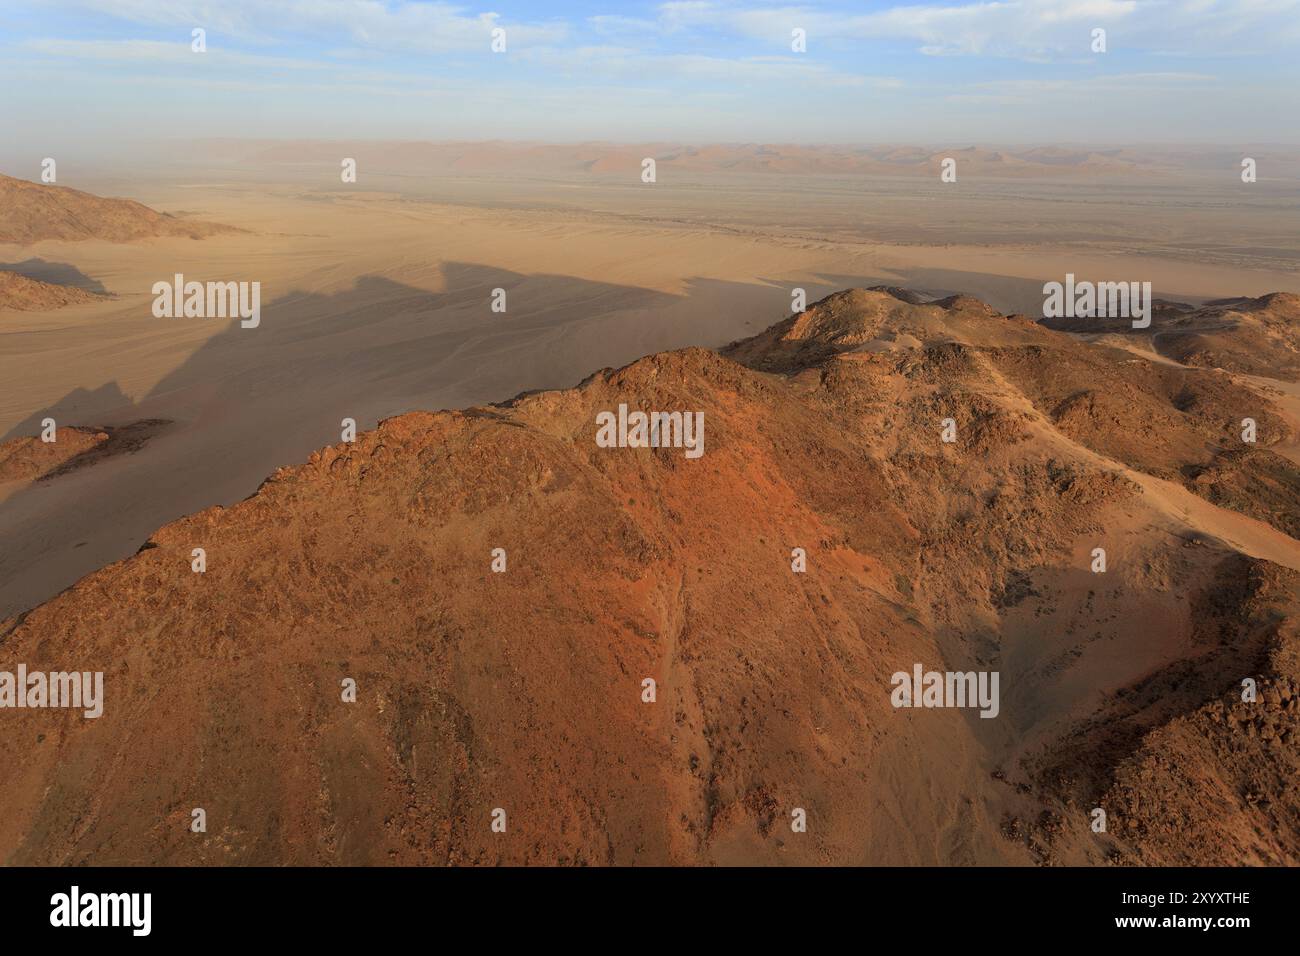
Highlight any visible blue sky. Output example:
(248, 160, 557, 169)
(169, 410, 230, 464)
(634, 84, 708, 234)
(2, 1, 1298, 148)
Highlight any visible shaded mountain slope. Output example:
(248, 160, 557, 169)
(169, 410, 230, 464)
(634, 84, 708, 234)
(1041, 292, 1300, 383)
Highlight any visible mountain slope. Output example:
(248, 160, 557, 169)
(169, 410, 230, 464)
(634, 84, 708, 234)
(1, 290, 1297, 865)
(0, 271, 106, 310)
(0, 174, 236, 243)
(1041, 292, 1300, 383)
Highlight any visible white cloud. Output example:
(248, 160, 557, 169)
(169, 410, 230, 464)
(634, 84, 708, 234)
(24, 37, 326, 69)
(515, 43, 891, 89)
(36, 0, 569, 51)
(652, 0, 1300, 58)
(588, 15, 661, 36)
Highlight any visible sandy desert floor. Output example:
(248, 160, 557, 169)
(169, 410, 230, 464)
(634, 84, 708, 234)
(2, 169, 1299, 619)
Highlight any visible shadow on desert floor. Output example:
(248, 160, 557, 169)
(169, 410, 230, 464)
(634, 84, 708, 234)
(0, 258, 110, 293)
(0, 261, 807, 617)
